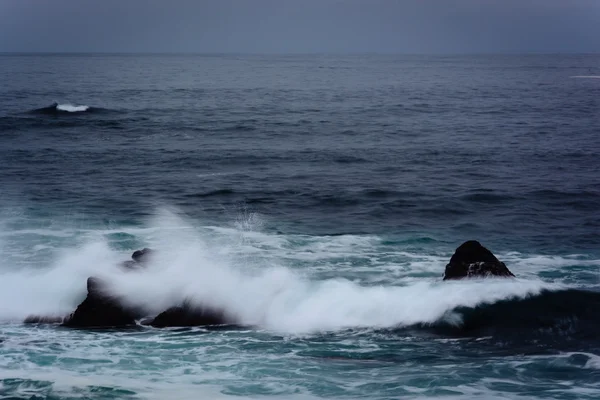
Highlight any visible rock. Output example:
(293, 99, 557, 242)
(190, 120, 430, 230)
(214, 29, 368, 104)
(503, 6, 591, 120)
(50, 247, 234, 329)
(443, 240, 515, 280)
(120, 260, 138, 270)
(132, 248, 153, 263)
(121, 248, 154, 270)
(62, 277, 141, 328)
(27, 247, 153, 326)
(149, 303, 228, 328)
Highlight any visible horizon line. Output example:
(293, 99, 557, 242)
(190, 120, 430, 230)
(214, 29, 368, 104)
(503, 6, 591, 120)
(1, 51, 599, 57)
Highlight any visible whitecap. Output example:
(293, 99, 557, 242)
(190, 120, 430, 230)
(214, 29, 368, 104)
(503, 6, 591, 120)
(56, 103, 89, 112)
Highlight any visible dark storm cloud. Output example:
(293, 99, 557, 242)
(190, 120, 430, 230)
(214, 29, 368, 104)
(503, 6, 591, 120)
(0, 0, 598, 53)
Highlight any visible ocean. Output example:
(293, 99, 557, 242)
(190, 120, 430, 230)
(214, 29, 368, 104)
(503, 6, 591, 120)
(0, 53, 599, 399)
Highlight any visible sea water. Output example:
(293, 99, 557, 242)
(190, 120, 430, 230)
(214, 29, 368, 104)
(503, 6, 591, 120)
(0, 54, 599, 399)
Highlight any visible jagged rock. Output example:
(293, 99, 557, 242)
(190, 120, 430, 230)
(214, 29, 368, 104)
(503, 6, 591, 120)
(149, 303, 228, 328)
(443, 240, 515, 280)
(62, 277, 141, 328)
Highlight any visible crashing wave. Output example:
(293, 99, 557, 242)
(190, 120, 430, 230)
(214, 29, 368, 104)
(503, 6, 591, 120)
(1, 210, 599, 342)
(415, 288, 600, 341)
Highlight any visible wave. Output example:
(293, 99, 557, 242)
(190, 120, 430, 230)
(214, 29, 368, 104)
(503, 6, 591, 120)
(418, 288, 600, 340)
(0, 244, 557, 334)
(0, 210, 597, 340)
(27, 102, 107, 115)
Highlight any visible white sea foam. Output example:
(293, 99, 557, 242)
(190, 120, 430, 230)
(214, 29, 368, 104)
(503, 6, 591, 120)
(56, 103, 89, 112)
(0, 241, 120, 320)
(0, 210, 563, 333)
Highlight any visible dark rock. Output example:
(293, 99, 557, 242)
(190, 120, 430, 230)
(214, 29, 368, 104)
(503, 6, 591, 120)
(40, 247, 236, 330)
(62, 277, 141, 328)
(24, 315, 65, 324)
(120, 260, 138, 270)
(132, 248, 153, 263)
(150, 303, 228, 328)
(121, 248, 154, 270)
(443, 240, 515, 280)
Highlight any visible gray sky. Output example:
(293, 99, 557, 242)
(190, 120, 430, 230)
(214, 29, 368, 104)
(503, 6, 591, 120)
(0, 0, 598, 53)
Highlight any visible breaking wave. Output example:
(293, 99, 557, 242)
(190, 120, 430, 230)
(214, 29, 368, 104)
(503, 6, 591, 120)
(0, 210, 597, 339)
(418, 288, 600, 340)
(28, 102, 107, 115)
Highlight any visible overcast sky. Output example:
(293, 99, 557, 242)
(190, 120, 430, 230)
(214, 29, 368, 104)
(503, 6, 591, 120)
(0, 0, 598, 53)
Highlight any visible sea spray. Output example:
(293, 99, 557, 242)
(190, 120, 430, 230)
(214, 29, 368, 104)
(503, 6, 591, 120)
(0, 241, 119, 321)
(0, 210, 560, 331)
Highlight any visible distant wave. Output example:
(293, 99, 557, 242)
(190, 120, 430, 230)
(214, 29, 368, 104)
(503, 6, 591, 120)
(570, 76, 600, 79)
(28, 102, 108, 115)
(56, 104, 89, 112)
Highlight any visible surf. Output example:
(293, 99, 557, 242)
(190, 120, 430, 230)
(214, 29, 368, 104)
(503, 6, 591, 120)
(0, 210, 587, 337)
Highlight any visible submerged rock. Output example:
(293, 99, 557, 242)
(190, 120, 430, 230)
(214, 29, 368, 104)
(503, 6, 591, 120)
(149, 303, 228, 328)
(62, 277, 141, 328)
(443, 240, 515, 280)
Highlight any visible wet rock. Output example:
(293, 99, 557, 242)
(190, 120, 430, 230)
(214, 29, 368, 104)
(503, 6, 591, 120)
(121, 248, 154, 270)
(132, 248, 153, 263)
(150, 303, 228, 328)
(41, 248, 234, 329)
(62, 277, 141, 328)
(443, 240, 515, 280)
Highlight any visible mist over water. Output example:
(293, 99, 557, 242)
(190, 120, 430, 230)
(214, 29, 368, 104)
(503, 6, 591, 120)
(1, 54, 599, 399)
